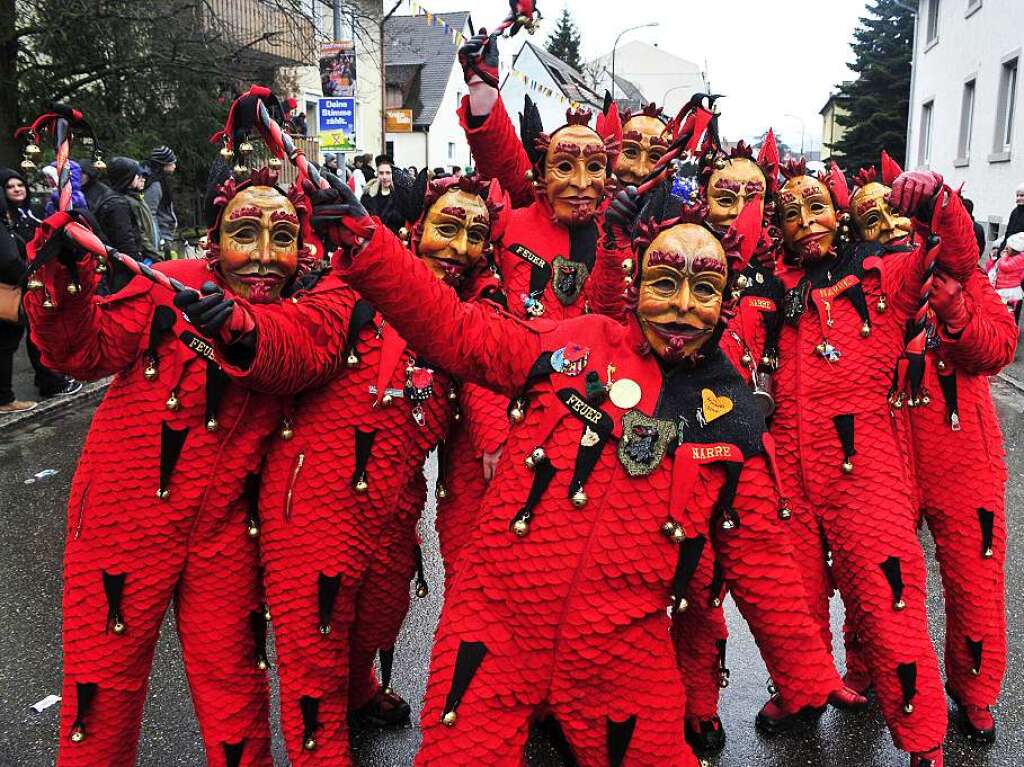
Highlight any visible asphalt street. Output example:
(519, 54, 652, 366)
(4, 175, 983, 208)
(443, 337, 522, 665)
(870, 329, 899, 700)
(1, 375, 1022, 767)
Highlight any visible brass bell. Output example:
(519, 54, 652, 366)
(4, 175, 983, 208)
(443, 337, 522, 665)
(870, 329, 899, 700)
(20, 158, 37, 173)
(524, 169, 535, 182)
(671, 526, 685, 544)
(983, 547, 994, 559)
(257, 658, 268, 671)
(92, 158, 107, 173)
(971, 666, 981, 677)
(877, 297, 888, 313)
(95, 257, 107, 273)
(220, 146, 235, 160)
(436, 484, 448, 500)
(675, 597, 689, 613)
(937, 360, 946, 371)
(778, 505, 792, 520)
(25, 143, 40, 157)
(712, 597, 722, 608)
(319, 623, 332, 636)
(70, 725, 85, 743)
(741, 352, 753, 366)
(166, 391, 180, 411)
(861, 322, 871, 338)
(721, 516, 736, 531)
(26, 278, 43, 291)
(525, 447, 546, 468)
(453, 410, 462, 423)
(621, 258, 633, 272)
(894, 598, 906, 611)
(381, 393, 394, 407)
(398, 227, 410, 241)
(42, 296, 55, 309)
(416, 582, 429, 599)
(144, 363, 157, 381)
(156, 488, 170, 500)
(233, 164, 250, 178)
(112, 620, 126, 635)
(512, 517, 529, 537)
(736, 274, 750, 289)
(355, 477, 369, 493)
(510, 404, 525, 423)
(442, 711, 457, 727)
(903, 703, 914, 715)
(238, 141, 254, 154)
(206, 418, 218, 433)
(263, 605, 272, 622)
(346, 352, 359, 368)
(247, 522, 259, 538)
(447, 388, 458, 401)
(571, 488, 588, 508)
(762, 355, 773, 368)
(842, 459, 854, 474)
(279, 421, 294, 440)
(66, 282, 79, 295)
(623, 275, 633, 286)
(268, 157, 282, 170)
(303, 736, 317, 751)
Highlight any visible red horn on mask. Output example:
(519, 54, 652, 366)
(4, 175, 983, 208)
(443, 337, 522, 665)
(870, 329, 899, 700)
(826, 161, 851, 211)
(727, 194, 763, 273)
(486, 177, 512, 244)
(596, 98, 623, 164)
(880, 150, 904, 187)
(757, 128, 780, 193)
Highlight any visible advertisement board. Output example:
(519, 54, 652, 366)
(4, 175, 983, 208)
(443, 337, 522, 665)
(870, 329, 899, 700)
(385, 109, 414, 133)
(318, 97, 357, 151)
(320, 41, 356, 98)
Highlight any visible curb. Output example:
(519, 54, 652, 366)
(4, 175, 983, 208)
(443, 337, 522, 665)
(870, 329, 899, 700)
(996, 370, 1024, 396)
(0, 379, 109, 434)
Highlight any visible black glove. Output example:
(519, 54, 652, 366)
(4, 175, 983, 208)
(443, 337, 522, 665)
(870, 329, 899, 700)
(604, 186, 641, 246)
(303, 174, 375, 251)
(458, 30, 500, 88)
(173, 281, 254, 342)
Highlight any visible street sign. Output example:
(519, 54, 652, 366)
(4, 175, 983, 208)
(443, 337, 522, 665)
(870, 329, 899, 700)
(318, 97, 356, 151)
(385, 109, 414, 133)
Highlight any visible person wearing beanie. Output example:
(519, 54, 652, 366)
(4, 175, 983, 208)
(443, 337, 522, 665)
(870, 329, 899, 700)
(144, 145, 178, 248)
(108, 157, 161, 265)
(79, 157, 143, 293)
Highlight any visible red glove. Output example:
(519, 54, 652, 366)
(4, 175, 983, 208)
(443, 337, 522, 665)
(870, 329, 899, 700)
(458, 30, 500, 88)
(929, 270, 968, 334)
(887, 170, 944, 221)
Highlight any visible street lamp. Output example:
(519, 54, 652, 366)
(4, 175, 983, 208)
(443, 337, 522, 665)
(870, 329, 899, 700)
(611, 22, 659, 102)
(785, 113, 807, 156)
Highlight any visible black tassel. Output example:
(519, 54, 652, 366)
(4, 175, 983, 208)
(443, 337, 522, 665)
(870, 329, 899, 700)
(606, 715, 637, 767)
(848, 282, 871, 326)
(144, 305, 176, 378)
(345, 299, 376, 364)
(317, 573, 342, 635)
(102, 571, 127, 635)
(243, 472, 260, 537)
(897, 661, 917, 714)
(879, 556, 906, 610)
(671, 535, 707, 614)
(351, 428, 377, 491)
(519, 95, 546, 169)
(717, 639, 731, 688)
(380, 647, 395, 692)
(158, 422, 189, 499)
(441, 640, 487, 726)
(510, 460, 556, 536)
(223, 741, 244, 767)
(250, 610, 268, 671)
(832, 414, 856, 472)
(978, 507, 995, 558)
(69, 682, 97, 742)
(414, 544, 429, 598)
(709, 558, 726, 608)
(967, 638, 984, 676)
(716, 462, 743, 530)
(937, 370, 960, 430)
(568, 219, 599, 271)
(299, 696, 320, 750)
(907, 350, 926, 401)
(204, 362, 229, 432)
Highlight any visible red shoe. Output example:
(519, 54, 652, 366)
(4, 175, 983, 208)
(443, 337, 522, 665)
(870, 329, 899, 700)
(685, 714, 726, 756)
(910, 746, 943, 766)
(828, 684, 869, 710)
(755, 695, 825, 737)
(842, 669, 872, 695)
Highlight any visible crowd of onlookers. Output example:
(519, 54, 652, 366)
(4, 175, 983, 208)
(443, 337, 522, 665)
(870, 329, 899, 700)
(0, 146, 180, 414)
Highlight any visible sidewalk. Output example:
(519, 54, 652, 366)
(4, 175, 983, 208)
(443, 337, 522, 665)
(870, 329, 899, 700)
(0, 335, 108, 433)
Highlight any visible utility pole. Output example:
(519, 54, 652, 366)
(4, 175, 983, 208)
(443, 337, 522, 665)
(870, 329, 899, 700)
(333, 0, 343, 40)
(380, 0, 402, 156)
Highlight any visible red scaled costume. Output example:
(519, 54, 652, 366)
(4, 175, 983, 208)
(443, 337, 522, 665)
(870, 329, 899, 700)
(22, 169, 329, 767)
(771, 163, 980, 764)
(218, 174, 509, 764)
(333, 194, 843, 766)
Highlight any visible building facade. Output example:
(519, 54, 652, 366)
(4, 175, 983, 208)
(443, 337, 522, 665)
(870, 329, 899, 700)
(907, 0, 1023, 248)
(820, 92, 849, 162)
(588, 40, 707, 117)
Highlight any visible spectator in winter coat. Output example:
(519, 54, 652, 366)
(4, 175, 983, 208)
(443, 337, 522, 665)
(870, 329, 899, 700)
(144, 145, 178, 246)
(79, 159, 142, 293)
(43, 159, 88, 216)
(998, 183, 1024, 252)
(989, 232, 1024, 306)
(964, 198, 988, 261)
(0, 167, 81, 406)
(360, 157, 406, 234)
(108, 157, 161, 264)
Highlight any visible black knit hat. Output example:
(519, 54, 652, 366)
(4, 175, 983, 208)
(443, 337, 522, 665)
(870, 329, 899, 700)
(107, 157, 141, 193)
(150, 145, 177, 165)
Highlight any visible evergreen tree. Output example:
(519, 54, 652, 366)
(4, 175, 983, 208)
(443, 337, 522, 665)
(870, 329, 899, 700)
(545, 7, 582, 71)
(831, 0, 914, 173)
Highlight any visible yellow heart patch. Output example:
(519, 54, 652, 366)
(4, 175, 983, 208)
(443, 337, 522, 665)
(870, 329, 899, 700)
(701, 388, 733, 423)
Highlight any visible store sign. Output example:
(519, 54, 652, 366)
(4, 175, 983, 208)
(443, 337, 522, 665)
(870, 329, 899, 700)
(319, 97, 356, 151)
(385, 109, 414, 133)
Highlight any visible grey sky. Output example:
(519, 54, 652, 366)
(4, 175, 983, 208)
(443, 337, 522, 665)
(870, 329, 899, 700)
(405, 0, 871, 151)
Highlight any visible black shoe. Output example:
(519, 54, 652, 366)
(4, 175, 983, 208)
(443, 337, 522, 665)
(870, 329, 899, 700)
(348, 687, 411, 729)
(950, 693, 996, 744)
(536, 715, 579, 767)
(685, 715, 727, 756)
(755, 695, 826, 737)
(41, 378, 83, 398)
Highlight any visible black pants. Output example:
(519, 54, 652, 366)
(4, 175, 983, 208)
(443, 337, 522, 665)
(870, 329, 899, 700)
(0, 319, 66, 404)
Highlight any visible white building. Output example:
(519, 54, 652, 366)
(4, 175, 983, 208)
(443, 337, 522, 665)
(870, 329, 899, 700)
(907, 0, 1023, 248)
(588, 40, 707, 118)
(383, 11, 473, 172)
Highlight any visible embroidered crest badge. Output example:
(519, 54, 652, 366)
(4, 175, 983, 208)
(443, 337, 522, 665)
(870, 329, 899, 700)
(551, 344, 590, 376)
(551, 256, 590, 305)
(618, 411, 678, 477)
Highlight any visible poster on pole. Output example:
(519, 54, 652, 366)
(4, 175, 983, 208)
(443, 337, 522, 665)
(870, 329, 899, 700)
(319, 97, 357, 151)
(320, 42, 357, 98)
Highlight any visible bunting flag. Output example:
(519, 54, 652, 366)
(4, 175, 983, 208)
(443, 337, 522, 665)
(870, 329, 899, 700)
(506, 69, 584, 110)
(406, 1, 467, 46)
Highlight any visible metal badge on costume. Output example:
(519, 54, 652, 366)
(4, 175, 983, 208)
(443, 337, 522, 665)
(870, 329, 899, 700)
(551, 256, 589, 305)
(617, 411, 678, 477)
(550, 344, 590, 376)
(404, 364, 435, 427)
